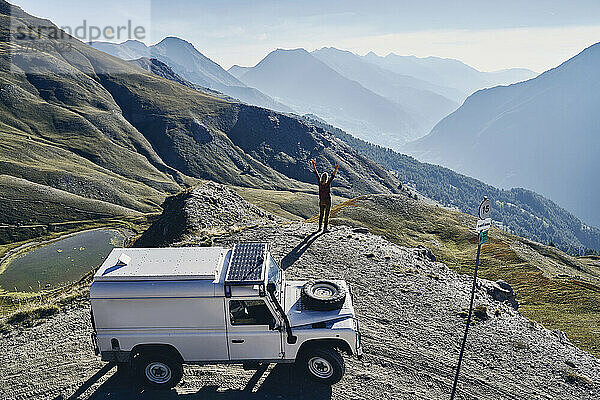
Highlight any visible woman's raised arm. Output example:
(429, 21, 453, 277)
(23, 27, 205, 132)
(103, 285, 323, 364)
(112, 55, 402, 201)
(311, 159, 320, 181)
(328, 162, 340, 183)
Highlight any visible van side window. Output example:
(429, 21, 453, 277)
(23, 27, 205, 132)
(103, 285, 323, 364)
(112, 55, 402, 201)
(229, 300, 274, 326)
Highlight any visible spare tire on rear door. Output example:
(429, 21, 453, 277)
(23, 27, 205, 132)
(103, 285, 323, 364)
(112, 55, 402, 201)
(301, 280, 346, 311)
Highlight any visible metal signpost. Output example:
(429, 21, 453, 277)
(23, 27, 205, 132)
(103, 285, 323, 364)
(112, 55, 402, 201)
(450, 197, 491, 400)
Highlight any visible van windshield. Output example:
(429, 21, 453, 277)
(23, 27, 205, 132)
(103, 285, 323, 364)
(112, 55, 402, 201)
(267, 255, 282, 300)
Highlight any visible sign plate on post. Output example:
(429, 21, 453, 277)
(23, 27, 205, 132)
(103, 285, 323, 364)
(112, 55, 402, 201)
(451, 195, 493, 400)
(478, 230, 488, 245)
(476, 218, 492, 232)
(479, 197, 491, 220)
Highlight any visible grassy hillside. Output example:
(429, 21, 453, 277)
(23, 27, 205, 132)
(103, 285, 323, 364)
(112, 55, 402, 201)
(0, 174, 141, 225)
(234, 187, 347, 221)
(238, 188, 600, 357)
(0, 0, 401, 243)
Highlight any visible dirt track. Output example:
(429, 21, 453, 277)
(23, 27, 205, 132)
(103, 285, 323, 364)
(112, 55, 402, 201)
(1, 219, 600, 399)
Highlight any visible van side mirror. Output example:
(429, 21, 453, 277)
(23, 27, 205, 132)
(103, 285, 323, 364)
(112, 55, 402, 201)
(266, 282, 276, 293)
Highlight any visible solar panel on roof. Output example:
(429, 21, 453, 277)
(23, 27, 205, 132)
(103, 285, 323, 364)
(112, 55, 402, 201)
(226, 243, 267, 283)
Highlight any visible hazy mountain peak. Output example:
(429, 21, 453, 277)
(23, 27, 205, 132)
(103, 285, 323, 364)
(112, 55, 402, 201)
(121, 39, 146, 47)
(310, 46, 461, 138)
(237, 45, 429, 147)
(155, 36, 194, 48)
(89, 36, 291, 112)
(256, 48, 316, 67)
(384, 52, 413, 59)
(228, 64, 251, 79)
(492, 67, 539, 74)
(363, 51, 536, 96)
(271, 48, 310, 56)
(314, 47, 355, 56)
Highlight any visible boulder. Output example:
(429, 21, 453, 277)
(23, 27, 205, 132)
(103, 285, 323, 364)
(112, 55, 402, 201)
(413, 245, 436, 262)
(483, 279, 519, 310)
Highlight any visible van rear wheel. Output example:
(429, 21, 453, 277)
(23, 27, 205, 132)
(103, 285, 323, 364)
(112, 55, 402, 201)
(299, 347, 345, 385)
(134, 353, 183, 389)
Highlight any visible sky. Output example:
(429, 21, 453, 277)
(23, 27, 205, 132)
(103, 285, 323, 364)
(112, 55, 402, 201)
(12, 0, 600, 72)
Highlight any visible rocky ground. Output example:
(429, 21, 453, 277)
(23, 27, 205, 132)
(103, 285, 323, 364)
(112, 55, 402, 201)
(1, 184, 599, 399)
(134, 181, 273, 247)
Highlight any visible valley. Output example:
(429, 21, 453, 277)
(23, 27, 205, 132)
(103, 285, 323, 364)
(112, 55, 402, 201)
(406, 42, 600, 228)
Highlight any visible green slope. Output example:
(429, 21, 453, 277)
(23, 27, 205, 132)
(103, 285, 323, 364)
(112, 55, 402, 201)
(0, 0, 401, 241)
(0, 174, 140, 225)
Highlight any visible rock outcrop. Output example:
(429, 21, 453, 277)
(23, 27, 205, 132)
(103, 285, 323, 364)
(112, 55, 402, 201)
(482, 279, 519, 310)
(134, 182, 272, 247)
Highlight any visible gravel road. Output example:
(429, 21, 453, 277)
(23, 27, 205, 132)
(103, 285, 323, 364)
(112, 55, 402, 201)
(1, 185, 599, 399)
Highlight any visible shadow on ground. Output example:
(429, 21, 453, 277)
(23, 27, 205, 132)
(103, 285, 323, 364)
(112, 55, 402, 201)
(281, 231, 323, 270)
(71, 363, 332, 400)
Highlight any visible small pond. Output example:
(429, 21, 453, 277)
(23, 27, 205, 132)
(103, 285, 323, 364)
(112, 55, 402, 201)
(0, 229, 125, 292)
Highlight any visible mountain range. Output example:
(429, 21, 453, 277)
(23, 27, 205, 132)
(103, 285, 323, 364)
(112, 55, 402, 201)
(1, 0, 598, 254)
(308, 47, 460, 139)
(231, 47, 536, 148)
(0, 2, 401, 238)
(362, 51, 537, 98)
(406, 42, 600, 228)
(90, 38, 292, 113)
(102, 47, 600, 253)
(92, 39, 536, 150)
(232, 48, 421, 148)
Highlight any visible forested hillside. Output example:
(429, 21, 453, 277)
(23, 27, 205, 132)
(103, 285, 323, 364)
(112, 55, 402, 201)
(301, 117, 600, 254)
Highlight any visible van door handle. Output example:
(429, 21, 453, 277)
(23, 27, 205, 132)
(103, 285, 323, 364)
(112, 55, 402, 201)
(231, 339, 245, 344)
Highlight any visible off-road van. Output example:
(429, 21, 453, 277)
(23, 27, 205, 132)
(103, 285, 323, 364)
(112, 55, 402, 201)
(90, 243, 362, 389)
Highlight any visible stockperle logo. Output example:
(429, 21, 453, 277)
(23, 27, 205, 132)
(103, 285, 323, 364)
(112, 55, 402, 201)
(9, 17, 149, 74)
(15, 19, 146, 46)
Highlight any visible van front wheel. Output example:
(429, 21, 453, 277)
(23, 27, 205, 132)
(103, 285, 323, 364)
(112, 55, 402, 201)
(299, 347, 345, 385)
(134, 353, 183, 389)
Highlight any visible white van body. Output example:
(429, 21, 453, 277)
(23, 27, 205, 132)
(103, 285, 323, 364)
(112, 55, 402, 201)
(90, 243, 361, 386)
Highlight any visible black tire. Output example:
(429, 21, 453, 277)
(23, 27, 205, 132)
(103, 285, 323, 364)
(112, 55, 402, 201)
(298, 346, 345, 385)
(301, 280, 346, 311)
(134, 352, 183, 390)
